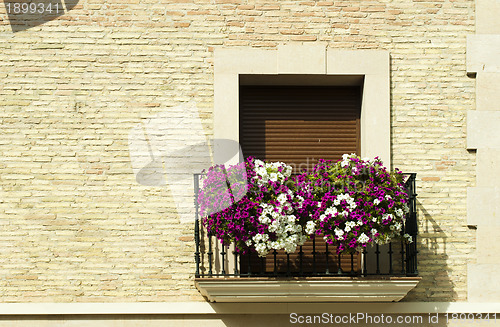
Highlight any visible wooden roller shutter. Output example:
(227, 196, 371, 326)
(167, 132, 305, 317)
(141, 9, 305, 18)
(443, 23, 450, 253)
(239, 85, 362, 275)
(239, 85, 361, 170)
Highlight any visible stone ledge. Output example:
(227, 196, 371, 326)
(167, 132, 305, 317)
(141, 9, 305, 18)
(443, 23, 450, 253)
(467, 187, 500, 226)
(467, 34, 500, 74)
(195, 277, 421, 303)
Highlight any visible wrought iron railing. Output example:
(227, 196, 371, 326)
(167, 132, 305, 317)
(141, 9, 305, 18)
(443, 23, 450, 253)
(194, 173, 418, 278)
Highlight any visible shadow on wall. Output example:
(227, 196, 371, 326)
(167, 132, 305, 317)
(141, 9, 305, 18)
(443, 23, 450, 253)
(4, 0, 80, 32)
(403, 200, 457, 302)
(198, 198, 456, 302)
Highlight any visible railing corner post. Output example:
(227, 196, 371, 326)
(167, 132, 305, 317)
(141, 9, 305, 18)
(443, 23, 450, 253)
(194, 173, 201, 278)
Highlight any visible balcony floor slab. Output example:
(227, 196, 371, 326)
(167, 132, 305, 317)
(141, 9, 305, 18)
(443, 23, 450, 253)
(195, 276, 421, 303)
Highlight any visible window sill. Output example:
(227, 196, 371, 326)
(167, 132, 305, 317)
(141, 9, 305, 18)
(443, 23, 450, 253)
(195, 277, 421, 303)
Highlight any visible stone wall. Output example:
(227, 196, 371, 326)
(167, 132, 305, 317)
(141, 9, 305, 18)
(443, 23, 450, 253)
(466, 0, 500, 303)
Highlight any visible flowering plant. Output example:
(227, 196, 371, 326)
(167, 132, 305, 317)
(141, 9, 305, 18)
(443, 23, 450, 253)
(302, 154, 411, 253)
(198, 157, 310, 257)
(198, 154, 411, 256)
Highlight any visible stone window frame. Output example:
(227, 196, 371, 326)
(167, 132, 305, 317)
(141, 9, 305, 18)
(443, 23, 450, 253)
(213, 44, 391, 167)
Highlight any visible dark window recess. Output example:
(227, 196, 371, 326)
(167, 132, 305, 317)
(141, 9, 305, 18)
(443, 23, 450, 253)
(239, 241, 362, 275)
(238, 85, 362, 274)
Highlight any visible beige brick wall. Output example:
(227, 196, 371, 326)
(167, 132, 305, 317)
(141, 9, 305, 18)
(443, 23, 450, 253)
(0, 0, 475, 302)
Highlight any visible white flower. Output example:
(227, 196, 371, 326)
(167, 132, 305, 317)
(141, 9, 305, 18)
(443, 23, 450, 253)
(343, 221, 356, 233)
(373, 198, 380, 205)
(254, 159, 264, 167)
(371, 228, 378, 235)
(383, 214, 393, 222)
(255, 167, 266, 176)
(268, 220, 279, 232)
(255, 243, 269, 257)
(404, 233, 413, 243)
(277, 193, 287, 204)
(259, 215, 271, 225)
(305, 221, 316, 234)
(358, 233, 369, 244)
(284, 243, 296, 253)
(296, 195, 305, 208)
(334, 228, 344, 237)
(346, 221, 356, 228)
(325, 206, 338, 216)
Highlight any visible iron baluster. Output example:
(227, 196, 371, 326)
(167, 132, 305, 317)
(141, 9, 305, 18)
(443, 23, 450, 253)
(221, 245, 226, 275)
(194, 174, 201, 277)
(299, 245, 304, 276)
(362, 248, 368, 277)
(375, 244, 380, 275)
(388, 242, 393, 275)
(312, 237, 317, 274)
(325, 243, 330, 275)
(208, 234, 213, 276)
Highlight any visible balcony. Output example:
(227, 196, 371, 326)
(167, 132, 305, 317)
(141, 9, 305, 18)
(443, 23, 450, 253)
(194, 173, 420, 302)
